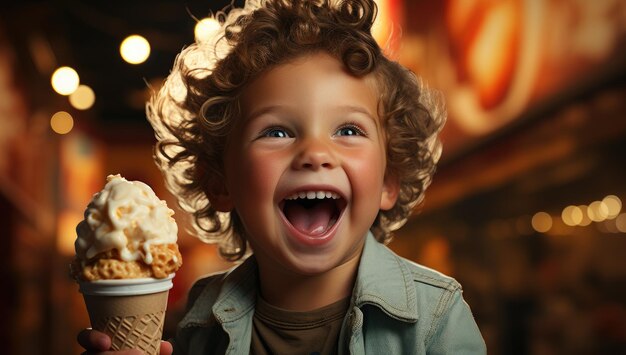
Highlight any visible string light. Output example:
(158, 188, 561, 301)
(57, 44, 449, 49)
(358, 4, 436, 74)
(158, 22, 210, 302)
(532, 195, 623, 234)
(453, 195, 624, 238)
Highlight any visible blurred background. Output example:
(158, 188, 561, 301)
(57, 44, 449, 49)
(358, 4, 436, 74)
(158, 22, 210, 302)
(1, 0, 625, 354)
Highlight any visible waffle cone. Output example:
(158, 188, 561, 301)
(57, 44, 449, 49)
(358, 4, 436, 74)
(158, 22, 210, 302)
(83, 291, 169, 355)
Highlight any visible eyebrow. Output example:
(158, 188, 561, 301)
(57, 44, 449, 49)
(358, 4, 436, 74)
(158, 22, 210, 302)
(244, 103, 378, 125)
(338, 105, 377, 121)
(244, 105, 288, 122)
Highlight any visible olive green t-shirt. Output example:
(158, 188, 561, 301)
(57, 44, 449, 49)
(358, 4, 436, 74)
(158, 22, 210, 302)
(251, 296, 351, 355)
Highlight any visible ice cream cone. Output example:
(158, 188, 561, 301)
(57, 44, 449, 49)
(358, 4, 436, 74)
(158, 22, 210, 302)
(79, 274, 174, 355)
(72, 175, 182, 354)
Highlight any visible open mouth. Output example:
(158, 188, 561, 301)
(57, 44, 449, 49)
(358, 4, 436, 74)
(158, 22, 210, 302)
(280, 191, 346, 237)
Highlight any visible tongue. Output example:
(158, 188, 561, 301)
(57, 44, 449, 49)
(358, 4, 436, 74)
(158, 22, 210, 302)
(284, 199, 335, 236)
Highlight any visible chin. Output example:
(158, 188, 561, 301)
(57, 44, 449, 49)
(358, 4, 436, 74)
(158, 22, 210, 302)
(288, 253, 332, 273)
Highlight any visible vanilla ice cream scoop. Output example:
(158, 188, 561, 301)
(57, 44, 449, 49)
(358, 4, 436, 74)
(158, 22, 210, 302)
(75, 174, 178, 267)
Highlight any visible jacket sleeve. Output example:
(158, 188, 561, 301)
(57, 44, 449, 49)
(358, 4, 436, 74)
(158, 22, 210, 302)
(426, 289, 487, 354)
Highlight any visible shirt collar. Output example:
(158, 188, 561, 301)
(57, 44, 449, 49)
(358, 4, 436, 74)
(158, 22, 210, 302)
(351, 231, 419, 322)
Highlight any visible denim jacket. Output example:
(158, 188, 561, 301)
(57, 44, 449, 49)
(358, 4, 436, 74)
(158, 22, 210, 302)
(173, 232, 487, 354)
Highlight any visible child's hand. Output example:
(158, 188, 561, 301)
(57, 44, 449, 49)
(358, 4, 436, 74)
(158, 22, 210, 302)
(77, 328, 173, 355)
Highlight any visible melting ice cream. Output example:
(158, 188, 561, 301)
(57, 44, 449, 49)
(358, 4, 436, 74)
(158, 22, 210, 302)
(71, 174, 182, 281)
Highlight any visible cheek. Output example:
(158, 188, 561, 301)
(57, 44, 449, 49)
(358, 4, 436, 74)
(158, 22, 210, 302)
(233, 149, 282, 202)
(343, 147, 387, 195)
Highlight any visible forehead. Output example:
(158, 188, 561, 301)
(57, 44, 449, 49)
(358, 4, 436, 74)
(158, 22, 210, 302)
(238, 52, 380, 118)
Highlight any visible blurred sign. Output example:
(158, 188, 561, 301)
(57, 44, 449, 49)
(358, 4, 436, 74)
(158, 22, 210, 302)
(399, 0, 625, 158)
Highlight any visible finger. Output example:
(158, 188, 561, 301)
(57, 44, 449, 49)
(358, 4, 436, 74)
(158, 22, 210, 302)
(81, 350, 143, 355)
(160, 340, 174, 355)
(111, 350, 143, 355)
(77, 328, 111, 351)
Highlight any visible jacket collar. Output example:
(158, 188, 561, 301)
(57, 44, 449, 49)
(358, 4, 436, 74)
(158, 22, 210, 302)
(211, 256, 258, 323)
(180, 231, 418, 327)
(180, 255, 258, 327)
(351, 232, 419, 322)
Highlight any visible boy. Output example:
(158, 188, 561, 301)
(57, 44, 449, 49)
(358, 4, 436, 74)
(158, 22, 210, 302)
(78, 0, 486, 353)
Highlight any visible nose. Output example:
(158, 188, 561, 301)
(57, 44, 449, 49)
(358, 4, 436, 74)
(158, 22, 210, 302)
(292, 138, 338, 170)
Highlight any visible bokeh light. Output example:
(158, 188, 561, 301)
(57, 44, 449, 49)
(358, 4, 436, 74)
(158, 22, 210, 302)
(532, 212, 553, 233)
(578, 205, 592, 226)
(588, 200, 609, 222)
(602, 195, 622, 219)
(195, 18, 220, 43)
(616, 213, 626, 233)
(50, 111, 74, 134)
(68, 85, 95, 110)
(51, 66, 79, 95)
(562, 205, 583, 226)
(602, 219, 619, 234)
(120, 35, 151, 64)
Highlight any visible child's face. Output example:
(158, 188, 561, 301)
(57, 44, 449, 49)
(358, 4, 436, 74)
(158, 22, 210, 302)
(220, 52, 398, 276)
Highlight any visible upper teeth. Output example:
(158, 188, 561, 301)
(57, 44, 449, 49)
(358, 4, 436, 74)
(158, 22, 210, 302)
(285, 191, 340, 200)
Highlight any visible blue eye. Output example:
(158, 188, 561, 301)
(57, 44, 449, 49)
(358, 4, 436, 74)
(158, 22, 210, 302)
(336, 125, 365, 137)
(262, 127, 291, 138)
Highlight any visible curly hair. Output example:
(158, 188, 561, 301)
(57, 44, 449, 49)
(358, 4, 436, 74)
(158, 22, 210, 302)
(146, 0, 445, 261)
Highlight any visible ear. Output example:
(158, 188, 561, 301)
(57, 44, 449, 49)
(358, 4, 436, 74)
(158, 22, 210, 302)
(207, 180, 234, 212)
(380, 173, 400, 211)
